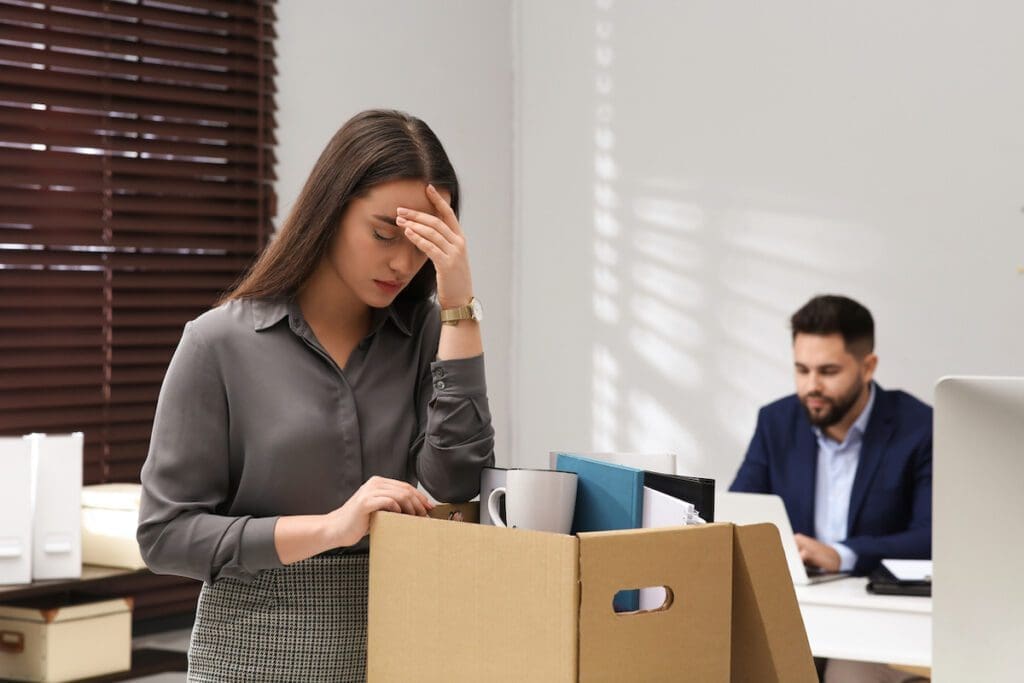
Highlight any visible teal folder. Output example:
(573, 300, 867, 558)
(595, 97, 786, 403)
(554, 453, 644, 611)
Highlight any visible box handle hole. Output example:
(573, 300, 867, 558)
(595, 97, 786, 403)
(1, 630, 25, 654)
(613, 586, 674, 615)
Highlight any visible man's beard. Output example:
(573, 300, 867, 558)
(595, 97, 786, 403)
(801, 380, 864, 429)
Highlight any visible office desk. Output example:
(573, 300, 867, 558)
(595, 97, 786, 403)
(796, 578, 931, 667)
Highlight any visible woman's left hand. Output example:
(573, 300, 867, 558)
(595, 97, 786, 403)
(396, 184, 474, 309)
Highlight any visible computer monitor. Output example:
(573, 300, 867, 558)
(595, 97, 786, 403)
(933, 376, 1024, 681)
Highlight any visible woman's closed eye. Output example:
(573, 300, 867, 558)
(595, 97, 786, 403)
(372, 228, 398, 243)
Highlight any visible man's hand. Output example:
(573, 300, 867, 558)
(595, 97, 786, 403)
(794, 533, 841, 572)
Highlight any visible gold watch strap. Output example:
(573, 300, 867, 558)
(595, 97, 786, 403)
(440, 303, 474, 325)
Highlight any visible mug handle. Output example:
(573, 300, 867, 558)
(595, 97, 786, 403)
(487, 486, 508, 528)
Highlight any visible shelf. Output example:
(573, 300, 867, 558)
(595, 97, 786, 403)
(0, 564, 200, 626)
(79, 649, 189, 682)
(0, 566, 148, 601)
(0, 649, 188, 683)
(0, 568, 194, 682)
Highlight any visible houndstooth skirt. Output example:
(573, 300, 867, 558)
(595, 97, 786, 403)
(187, 553, 369, 682)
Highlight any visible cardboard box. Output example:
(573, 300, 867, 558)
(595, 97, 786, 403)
(368, 511, 816, 682)
(81, 484, 145, 570)
(0, 597, 131, 682)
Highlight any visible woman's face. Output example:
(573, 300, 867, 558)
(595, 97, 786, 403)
(327, 179, 449, 308)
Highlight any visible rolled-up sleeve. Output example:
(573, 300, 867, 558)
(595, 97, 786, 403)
(137, 322, 282, 584)
(414, 352, 495, 503)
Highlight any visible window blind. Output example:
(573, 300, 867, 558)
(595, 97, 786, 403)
(0, 0, 276, 490)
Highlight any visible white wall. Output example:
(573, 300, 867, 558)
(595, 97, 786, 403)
(515, 1, 1024, 485)
(275, 1, 515, 464)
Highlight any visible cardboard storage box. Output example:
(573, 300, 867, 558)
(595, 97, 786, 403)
(81, 484, 146, 570)
(369, 511, 816, 682)
(0, 597, 131, 682)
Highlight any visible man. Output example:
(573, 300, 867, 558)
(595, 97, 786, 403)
(730, 294, 932, 575)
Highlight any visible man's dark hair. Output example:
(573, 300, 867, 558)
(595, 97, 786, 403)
(790, 295, 874, 357)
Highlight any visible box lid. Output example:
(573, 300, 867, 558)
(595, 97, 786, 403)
(0, 596, 131, 624)
(81, 483, 141, 511)
(730, 523, 818, 682)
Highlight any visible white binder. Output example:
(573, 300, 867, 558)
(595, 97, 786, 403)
(0, 436, 33, 585)
(29, 432, 83, 580)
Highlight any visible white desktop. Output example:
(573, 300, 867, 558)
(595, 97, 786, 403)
(717, 491, 932, 667)
(721, 376, 1024, 675)
(933, 376, 1024, 682)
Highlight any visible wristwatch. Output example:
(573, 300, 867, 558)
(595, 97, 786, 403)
(440, 297, 483, 326)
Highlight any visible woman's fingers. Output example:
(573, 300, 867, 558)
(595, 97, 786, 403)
(394, 189, 474, 309)
(405, 494, 428, 517)
(396, 207, 460, 247)
(425, 184, 462, 236)
(366, 477, 432, 517)
(385, 490, 426, 517)
(383, 483, 432, 516)
(399, 217, 451, 258)
(368, 496, 402, 514)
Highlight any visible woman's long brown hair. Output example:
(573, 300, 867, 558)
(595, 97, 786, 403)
(219, 109, 460, 305)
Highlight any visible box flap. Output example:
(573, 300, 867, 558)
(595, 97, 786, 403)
(577, 524, 732, 682)
(426, 501, 479, 523)
(730, 524, 817, 683)
(367, 512, 579, 682)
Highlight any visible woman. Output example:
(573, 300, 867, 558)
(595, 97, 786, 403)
(137, 109, 495, 681)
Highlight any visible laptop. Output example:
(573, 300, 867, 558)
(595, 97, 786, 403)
(716, 492, 850, 585)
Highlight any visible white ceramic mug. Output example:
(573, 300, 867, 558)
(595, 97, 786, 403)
(479, 467, 508, 526)
(486, 469, 577, 534)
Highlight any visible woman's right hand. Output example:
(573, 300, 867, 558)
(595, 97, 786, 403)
(324, 476, 434, 548)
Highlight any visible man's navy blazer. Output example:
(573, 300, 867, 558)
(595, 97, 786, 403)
(729, 383, 932, 574)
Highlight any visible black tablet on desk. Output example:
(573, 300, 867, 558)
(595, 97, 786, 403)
(866, 564, 931, 597)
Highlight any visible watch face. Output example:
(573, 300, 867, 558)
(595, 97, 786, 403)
(471, 298, 484, 322)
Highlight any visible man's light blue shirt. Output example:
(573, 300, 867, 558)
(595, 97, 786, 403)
(813, 383, 876, 572)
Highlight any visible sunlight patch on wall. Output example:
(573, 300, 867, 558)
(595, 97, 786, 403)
(632, 197, 705, 234)
(630, 295, 705, 349)
(715, 338, 791, 405)
(592, 344, 619, 451)
(591, 0, 621, 447)
(626, 389, 699, 470)
(633, 229, 705, 270)
(631, 262, 704, 309)
(721, 208, 876, 272)
(628, 327, 703, 389)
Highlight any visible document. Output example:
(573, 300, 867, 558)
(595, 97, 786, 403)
(643, 470, 716, 522)
(639, 486, 705, 611)
(881, 559, 932, 582)
(642, 486, 704, 528)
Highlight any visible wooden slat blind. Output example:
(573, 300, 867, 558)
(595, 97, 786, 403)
(0, 0, 276, 488)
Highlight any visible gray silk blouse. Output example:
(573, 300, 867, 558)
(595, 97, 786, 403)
(137, 297, 494, 584)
